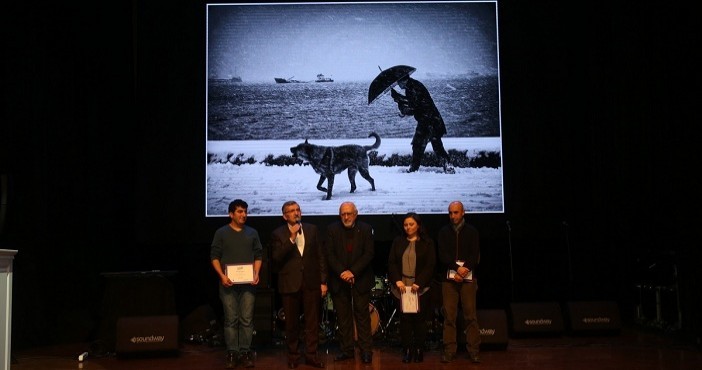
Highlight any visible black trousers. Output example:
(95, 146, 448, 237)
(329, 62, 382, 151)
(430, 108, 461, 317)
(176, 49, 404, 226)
(396, 292, 431, 348)
(331, 285, 373, 354)
(281, 285, 321, 362)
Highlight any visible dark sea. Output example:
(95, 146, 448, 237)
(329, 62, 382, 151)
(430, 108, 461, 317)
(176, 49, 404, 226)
(207, 75, 500, 141)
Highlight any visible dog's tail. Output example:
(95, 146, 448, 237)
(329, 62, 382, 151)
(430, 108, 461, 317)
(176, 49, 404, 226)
(364, 132, 381, 151)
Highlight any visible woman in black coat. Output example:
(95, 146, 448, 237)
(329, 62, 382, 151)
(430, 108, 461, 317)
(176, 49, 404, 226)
(387, 212, 436, 363)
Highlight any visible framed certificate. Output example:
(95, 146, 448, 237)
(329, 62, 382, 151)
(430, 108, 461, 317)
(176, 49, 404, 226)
(225, 263, 254, 284)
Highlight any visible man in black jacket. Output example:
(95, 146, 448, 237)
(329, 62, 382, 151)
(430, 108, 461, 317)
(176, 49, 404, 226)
(270, 201, 328, 369)
(392, 76, 455, 174)
(326, 202, 375, 364)
(437, 201, 481, 363)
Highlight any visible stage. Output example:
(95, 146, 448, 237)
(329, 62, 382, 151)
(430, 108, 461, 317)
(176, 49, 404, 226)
(10, 325, 701, 370)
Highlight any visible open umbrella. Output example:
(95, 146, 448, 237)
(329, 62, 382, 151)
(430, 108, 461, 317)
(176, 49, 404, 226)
(367, 65, 416, 104)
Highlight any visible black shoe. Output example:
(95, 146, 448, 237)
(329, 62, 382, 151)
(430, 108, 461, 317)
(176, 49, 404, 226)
(240, 352, 254, 368)
(334, 353, 354, 361)
(469, 353, 481, 363)
(305, 356, 325, 368)
(413, 348, 423, 363)
(226, 351, 238, 369)
(361, 351, 372, 364)
(401, 348, 412, 363)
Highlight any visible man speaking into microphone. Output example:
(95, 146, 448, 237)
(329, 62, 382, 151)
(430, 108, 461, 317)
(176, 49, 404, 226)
(271, 200, 328, 369)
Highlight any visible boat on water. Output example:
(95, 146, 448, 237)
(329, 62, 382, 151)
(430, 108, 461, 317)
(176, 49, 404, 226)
(274, 76, 304, 83)
(230, 76, 242, 82)
(315, 73, 333, 82)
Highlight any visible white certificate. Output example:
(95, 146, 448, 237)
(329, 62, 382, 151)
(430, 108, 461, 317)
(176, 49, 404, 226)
(447, 269, 473, 281)
(226, 263, 254, 284)
(400, 287, 420, 313)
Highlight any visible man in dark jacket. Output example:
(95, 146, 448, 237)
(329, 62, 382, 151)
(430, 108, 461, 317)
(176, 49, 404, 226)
(392, 76, 455, 174)
(437, 201, 481, 363)
(326, 202, 375, 364)
(270, 201, 328, 369)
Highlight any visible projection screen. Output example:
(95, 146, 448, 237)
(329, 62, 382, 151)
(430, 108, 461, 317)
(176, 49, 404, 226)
(206, 1, 503, 216)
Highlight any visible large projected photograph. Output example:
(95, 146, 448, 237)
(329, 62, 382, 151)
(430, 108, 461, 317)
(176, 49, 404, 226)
(206, 1, 503, 216)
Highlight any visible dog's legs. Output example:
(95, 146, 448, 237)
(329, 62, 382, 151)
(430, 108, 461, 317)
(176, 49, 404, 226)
(358, 168, 376, 191)
(316, 175, 328, 193)
(325, 175, 335, 200)
(347, 168, 358, 193)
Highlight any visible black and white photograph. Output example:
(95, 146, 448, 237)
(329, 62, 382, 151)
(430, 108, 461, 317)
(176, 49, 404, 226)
(206, 1, 503, 216)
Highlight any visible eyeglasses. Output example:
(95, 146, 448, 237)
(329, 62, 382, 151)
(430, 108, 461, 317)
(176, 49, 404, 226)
(284, 208, 300, 214)
(340, 212, 356, 217)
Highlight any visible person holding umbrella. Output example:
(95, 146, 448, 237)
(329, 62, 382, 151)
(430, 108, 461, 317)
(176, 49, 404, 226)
(392, 75, 455, 173)
(368, 65, 455, 173)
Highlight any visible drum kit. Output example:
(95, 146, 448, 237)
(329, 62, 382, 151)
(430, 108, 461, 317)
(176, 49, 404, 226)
(275, 275, 401, 345)
(327, 274, 401, 344)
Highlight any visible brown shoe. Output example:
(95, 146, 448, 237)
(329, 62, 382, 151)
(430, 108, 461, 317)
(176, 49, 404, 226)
(240, 352, 254, 368)
(469, 353, 481, 363)
(440, 352, 455, 363)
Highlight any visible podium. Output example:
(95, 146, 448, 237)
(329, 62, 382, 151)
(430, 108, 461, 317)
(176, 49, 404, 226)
(0, 250, 17, 370)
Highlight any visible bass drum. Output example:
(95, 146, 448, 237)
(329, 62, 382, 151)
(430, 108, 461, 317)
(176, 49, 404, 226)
(353, 303, 380, 340)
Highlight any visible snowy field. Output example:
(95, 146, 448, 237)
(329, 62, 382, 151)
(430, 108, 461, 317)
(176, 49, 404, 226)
(207, 137, 503, 216)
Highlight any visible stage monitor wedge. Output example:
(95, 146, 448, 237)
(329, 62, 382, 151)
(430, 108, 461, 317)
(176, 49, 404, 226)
(566, 301, 621, 334)
(116, 315, 179, 357)
(477, 309, 508, 349)
(509, 302, 564, 336)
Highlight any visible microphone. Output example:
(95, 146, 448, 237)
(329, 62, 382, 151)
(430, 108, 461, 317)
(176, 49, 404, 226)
(506, 220, 511, 232)
(296, 220, 302, 234)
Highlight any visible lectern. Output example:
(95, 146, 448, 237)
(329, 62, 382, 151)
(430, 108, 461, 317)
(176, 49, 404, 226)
(0, 249, 17, 370)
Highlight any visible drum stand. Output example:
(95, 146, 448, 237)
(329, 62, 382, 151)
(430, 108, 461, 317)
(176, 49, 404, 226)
(382, 307, 398, 335)
(319, 295, 336, 345)
(371, 292, 400, 344)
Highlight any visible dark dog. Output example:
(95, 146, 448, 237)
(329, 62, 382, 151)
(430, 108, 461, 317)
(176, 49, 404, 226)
(290, 132, 381, 200)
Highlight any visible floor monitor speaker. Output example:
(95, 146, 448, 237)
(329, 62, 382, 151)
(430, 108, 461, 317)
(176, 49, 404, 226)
(566, 301, 621, 333)
(477, 309, 508, 349)
(115, 315, 179, 356)
(509, 302, 564, 336)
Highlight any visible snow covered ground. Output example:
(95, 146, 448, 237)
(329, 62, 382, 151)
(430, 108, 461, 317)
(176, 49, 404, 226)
(206, 137, 503, 216)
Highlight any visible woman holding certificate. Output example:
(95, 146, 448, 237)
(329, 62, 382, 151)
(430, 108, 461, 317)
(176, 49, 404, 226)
(387, 212, 436, 363)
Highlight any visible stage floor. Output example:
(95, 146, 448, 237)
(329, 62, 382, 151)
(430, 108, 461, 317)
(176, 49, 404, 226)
(10, 326, 702, 370)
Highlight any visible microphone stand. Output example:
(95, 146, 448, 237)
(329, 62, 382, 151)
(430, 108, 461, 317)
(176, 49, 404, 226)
(507, 220, 515, 302)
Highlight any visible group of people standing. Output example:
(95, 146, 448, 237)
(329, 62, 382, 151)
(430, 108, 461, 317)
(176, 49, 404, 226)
(210, 199, 481, 368)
